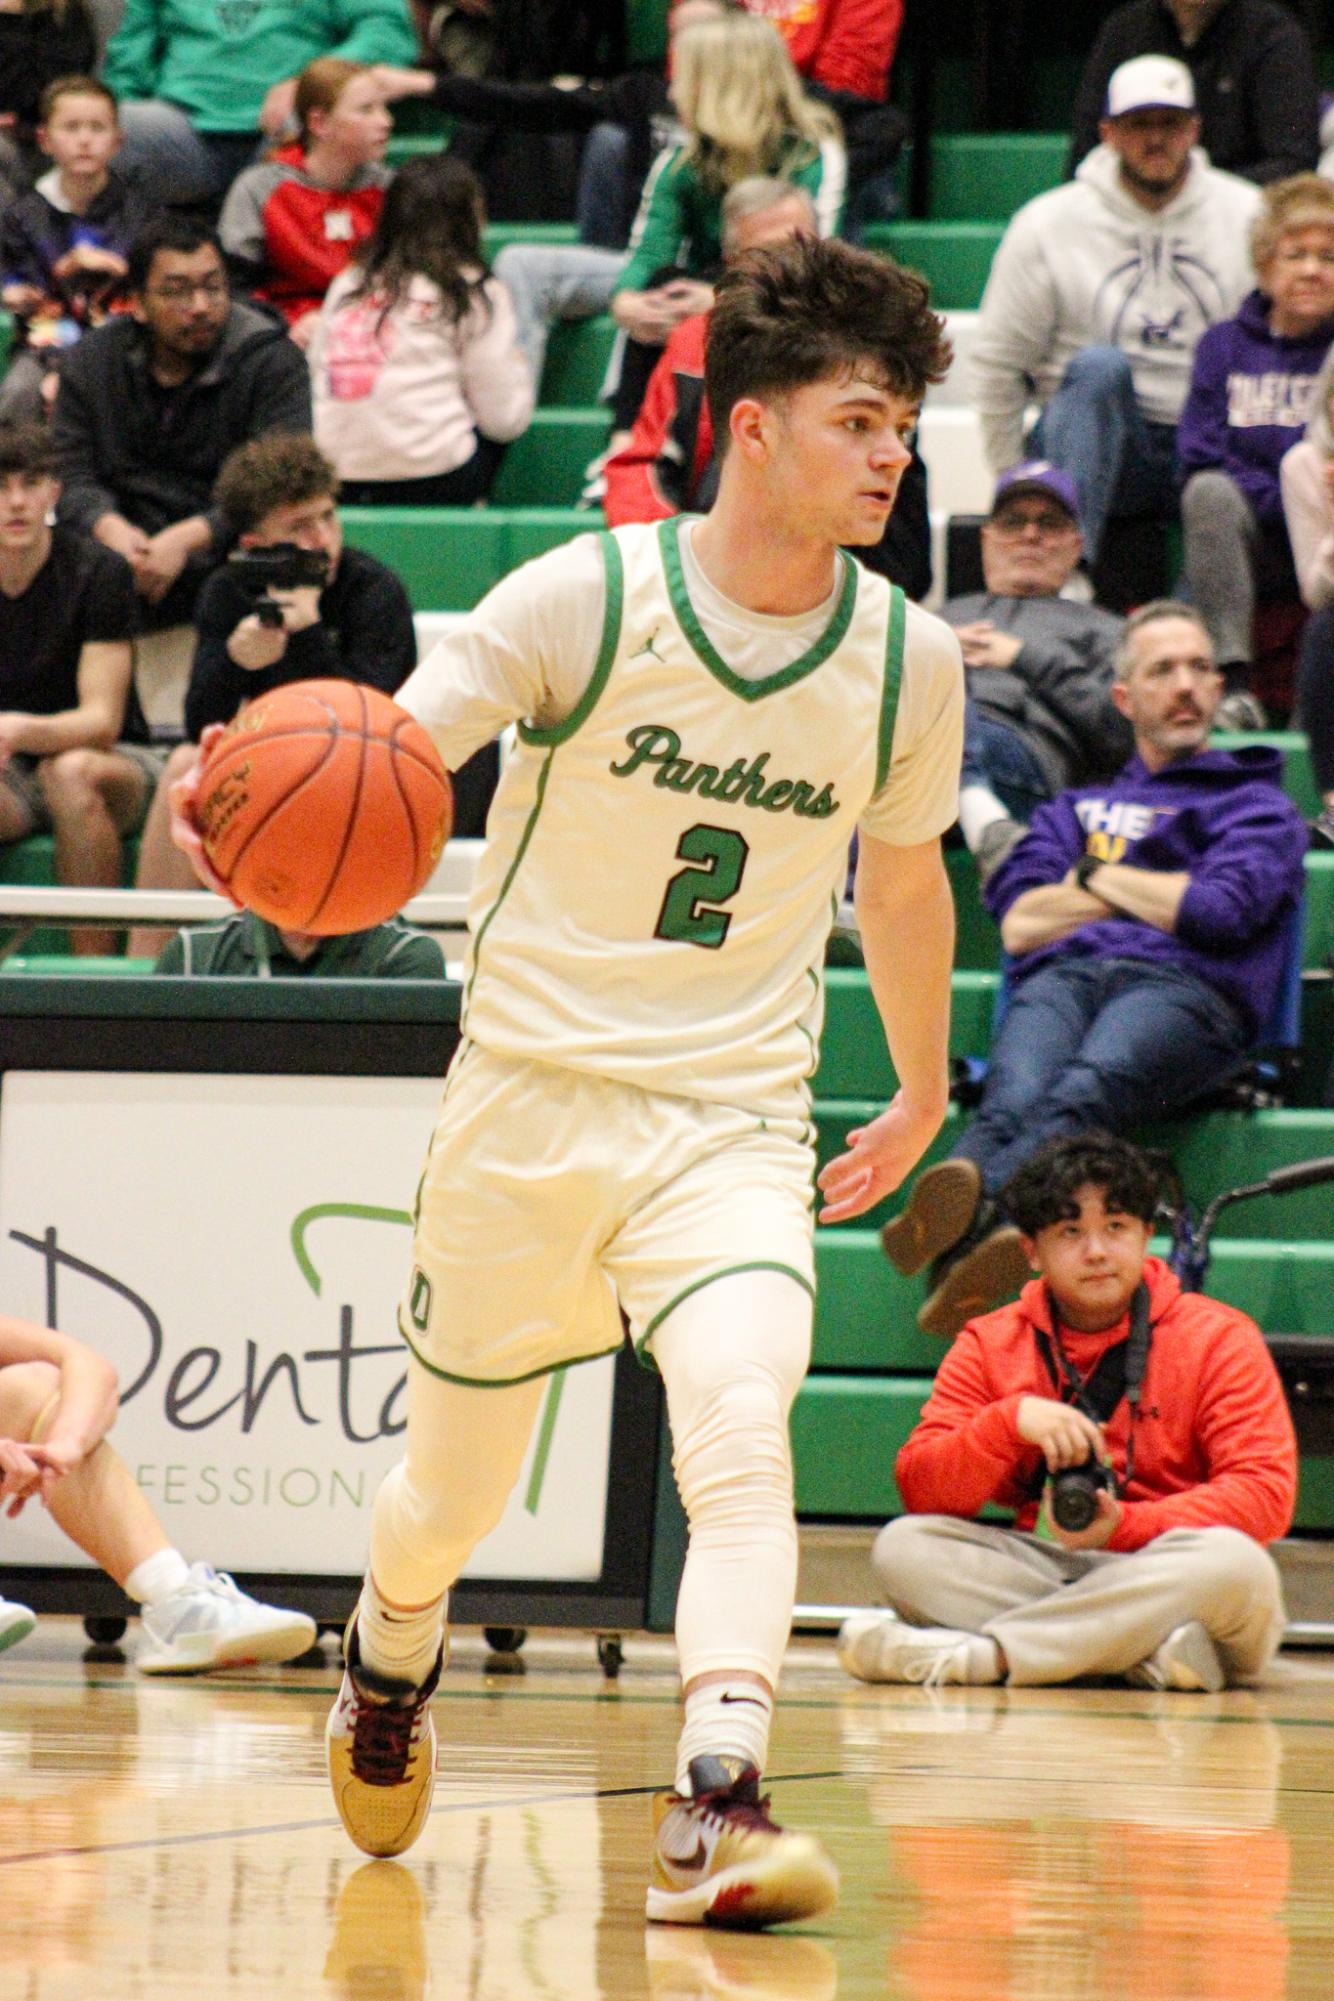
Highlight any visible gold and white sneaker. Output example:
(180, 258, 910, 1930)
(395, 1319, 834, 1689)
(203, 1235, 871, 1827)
(326, 1619, 442, 1857)
(647, 1756, 838, 1931)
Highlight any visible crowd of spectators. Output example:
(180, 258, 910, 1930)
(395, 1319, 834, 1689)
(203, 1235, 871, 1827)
(0, 0, 1326, 1696)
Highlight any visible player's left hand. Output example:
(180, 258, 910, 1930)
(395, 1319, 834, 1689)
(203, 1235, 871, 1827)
(816, 1090, 947, 1224)
(1039, 1484, 1122, 1552)
(25, 1435, 86, 1504)
(168, 724, 242, 903)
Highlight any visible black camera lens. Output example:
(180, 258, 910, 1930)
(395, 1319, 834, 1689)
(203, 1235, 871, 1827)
(1048, 1458, 1111, 1534)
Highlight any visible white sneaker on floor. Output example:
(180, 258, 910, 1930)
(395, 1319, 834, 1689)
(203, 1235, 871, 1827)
(136, 1565, 317, 1674)
(0, 1595, 36, 1656)
(1126, 1621, 1224, 1693)
(837, 1609, 999, 1687)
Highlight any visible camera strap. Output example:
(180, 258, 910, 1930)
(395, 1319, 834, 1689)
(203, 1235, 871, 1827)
(1031, 1280, 1153, 1496)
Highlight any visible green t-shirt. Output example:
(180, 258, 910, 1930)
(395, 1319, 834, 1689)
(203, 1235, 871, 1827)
(154, 912, 445, 979)
(104, 0, 417, 133)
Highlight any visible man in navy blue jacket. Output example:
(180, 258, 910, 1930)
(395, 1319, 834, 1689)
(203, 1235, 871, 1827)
(884, 598, 1309, 1337)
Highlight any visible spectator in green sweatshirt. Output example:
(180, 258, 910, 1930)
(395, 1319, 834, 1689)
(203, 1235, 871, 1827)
(104, 0, 417, 210)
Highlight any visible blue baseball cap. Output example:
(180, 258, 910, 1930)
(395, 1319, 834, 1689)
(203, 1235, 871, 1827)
(991, 461, 1082, 528)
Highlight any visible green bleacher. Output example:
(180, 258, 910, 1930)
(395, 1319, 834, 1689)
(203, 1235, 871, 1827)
(6, 75, 1331, 1546)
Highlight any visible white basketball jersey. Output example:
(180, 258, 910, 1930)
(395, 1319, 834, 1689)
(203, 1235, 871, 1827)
(461, 517, 905, 1117)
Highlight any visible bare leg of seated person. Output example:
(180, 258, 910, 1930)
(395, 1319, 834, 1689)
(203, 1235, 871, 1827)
(0, 1358, 316, 1673)
(128, 742, 202, 960)
(39, 748, 152, 957)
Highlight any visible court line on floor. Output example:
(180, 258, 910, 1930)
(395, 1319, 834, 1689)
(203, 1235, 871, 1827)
(6, 1665, 1334, 1732)
(0, 1767, 845, 1870)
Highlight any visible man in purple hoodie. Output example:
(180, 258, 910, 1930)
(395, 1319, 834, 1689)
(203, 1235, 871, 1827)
(883, 599, 1308, 1338)
(1178, 172, 1334, 726)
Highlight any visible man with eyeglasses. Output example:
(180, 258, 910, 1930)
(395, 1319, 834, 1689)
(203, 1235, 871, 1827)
(946, 462, 1132, 882)
(882, 600, 1307, 1339)
(51, 215, 311, 631)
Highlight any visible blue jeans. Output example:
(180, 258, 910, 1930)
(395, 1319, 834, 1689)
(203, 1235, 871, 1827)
(1030, 346, 1179, 563)
(960, 704, 1052, 822)
(953, 956, 1250, 1199)
(576, 122, 634, 250)
(116, 100, 262, 207)
(492, 242, 626, 387)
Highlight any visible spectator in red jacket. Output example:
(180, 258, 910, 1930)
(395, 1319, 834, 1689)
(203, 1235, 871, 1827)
(220, 58, 393, 350)
(604, 174, 932, 599)
(838, 1134, 1296, 1691)
(740, 0, 902, 105)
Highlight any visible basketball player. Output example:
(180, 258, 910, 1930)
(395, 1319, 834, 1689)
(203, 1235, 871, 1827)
(181, 236, 964, 1924)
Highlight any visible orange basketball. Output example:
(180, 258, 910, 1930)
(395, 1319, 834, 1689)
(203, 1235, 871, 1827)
(195, 680, 452, 935)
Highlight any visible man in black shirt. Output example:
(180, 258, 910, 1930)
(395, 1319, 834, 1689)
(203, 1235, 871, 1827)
(0, 422, 157, 954)
(51, 213, 311, 632)
(1068, 0, 1319, 186)
(129, 432, 417, 956)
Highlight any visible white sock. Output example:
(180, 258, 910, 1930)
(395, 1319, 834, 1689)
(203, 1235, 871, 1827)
(958, 783, 1009, 851)
(125, 1547, 191, 1606)
(357, 1573, 446, 1686)
(962, 1635, 1004, 1684)
(675, 1682, 774, 1793)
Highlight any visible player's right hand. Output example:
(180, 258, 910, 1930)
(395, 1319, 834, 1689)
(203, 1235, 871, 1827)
(168, 724, 242, 904)
(1016, 1396, 1104, 1470)
(0, 1437, 44, 1517)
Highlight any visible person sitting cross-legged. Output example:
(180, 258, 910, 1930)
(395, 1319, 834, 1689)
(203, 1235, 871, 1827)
(883, 599, 1309, 1340)
(840, 1133, 1296, 1692)
(0, 1309, 317, 1673)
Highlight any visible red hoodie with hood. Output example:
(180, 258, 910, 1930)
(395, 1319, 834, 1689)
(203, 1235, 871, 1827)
(895, 1256, 1297, 1551)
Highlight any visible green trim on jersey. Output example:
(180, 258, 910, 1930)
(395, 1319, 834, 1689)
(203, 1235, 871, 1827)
(463, 748, 555, 1015)
(518, 531, 625, 747)
(874, 584, 907, 795)
(398, 1310, 622, 1387)
(658, 516, 857, 701)
(637, 1259, 816, 1356)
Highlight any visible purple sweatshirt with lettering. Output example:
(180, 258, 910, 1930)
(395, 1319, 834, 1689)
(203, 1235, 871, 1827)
(985, 745, 1308, 1035)
(1176, 289, 1334, 526)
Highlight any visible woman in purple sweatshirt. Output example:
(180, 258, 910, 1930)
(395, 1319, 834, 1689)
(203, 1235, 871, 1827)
(1177, 172, 1334, 724)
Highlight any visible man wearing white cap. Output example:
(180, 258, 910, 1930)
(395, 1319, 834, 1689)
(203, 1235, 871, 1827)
(1069, 0, 1319, 187)
(971, 55, 1260, 566)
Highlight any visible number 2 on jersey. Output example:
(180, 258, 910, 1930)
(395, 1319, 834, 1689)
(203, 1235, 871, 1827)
(655, 823, 750, 950)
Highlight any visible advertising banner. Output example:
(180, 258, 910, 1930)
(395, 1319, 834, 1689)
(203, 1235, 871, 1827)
(0, 1072, 615, 1581)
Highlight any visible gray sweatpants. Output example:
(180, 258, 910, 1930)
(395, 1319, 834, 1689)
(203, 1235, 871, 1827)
(871, 1514, 1286, 1686)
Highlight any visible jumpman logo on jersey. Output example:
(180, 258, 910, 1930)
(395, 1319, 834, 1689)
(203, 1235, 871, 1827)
(630, 626, 667, 664)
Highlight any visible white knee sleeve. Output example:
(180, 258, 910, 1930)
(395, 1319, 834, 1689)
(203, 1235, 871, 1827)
(369, 1364, 545, 1607)
(653, 1270, 812, 1690)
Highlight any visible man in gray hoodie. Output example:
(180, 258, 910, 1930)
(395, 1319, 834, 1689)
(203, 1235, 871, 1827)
(970, 55, 1259, 563)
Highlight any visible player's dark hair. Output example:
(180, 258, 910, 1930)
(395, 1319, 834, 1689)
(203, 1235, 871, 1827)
(0, 421, 57, 480)
(346, 153, 489, 330)
(705, 235, 951, 451)
(214, 433, 339, 535)
(127, 214, 224, 295)
(1001, 1134, 1163, 1236)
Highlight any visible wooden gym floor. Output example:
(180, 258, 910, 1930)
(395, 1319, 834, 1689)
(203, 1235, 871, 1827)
(3, 1622, 1334, 2000)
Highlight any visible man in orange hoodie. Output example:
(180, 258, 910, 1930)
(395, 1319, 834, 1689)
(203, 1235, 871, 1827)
(839, 1133, 1297, 1690)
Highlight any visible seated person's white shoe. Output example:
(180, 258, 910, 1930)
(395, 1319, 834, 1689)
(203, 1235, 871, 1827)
(136, 1564, 317, 1674)
(837, 1610, 1002, 1687)
(1125, 1621, 1224, 1693)
(0, 1594, 36, 1656)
